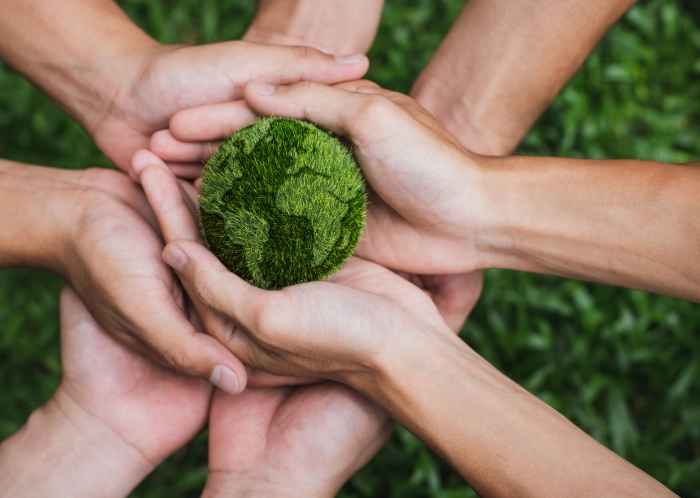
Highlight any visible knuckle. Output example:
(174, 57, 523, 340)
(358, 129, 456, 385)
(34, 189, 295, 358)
(162, 343, 194, 373)
(296, 79, 316, 94)
(353, 94, 397, 123)
(247, 295, 289, 343)
(292, 44, 316, 62)
(192, 270, 217, 308)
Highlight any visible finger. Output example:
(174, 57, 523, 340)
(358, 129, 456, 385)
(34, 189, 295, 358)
(178, 178, 200, 210)
(138, 159, 239, 342)
(150, 129, 222, 163)
(244, 79, 381, 141)
(61, 284, 248, 394)
(333, 79, 382, 92)
(138, 295, 248, 394)
(427, 272, 484, 333)
(246, 368, 321, 388)
(162, 240, 268, 332)
(170, 100, 259, 142)
(237, 42, 369, 89)
(137, 159, 203, 244)
(244, 79, 463, 151)
(168, 163, 205, 180)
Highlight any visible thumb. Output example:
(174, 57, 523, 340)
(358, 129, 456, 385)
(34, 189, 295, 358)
(243, 42, 369, 87)
(60, 284, 248, 395)
(161, 240, 266, 331)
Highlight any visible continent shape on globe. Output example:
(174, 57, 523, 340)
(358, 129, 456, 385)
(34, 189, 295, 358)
(199, 117, 367, 290)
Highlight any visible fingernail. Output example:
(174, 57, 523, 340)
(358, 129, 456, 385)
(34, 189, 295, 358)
(210, 365, 239, 395)
(162, 244, 188, 272)
(334, 54, 364, 64)
(248, 80, 276, 95)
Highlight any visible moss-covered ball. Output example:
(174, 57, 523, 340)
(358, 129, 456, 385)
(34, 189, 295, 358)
(199, 117, 367, 290)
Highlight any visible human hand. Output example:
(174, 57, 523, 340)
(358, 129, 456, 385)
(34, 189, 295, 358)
(203, 383, 391, 498)
(130, 154, 456, 381)
(91, 42, 368, 175)
(0, 286, 211, 497)
(243, 0, 384, 55)
(235, 80, 491, 276)
(55, 284, 212, 471)
(149, 80, 490, 329)
(0, 161, 246, 388)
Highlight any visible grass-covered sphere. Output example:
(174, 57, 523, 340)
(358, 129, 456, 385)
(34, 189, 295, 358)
(199, 117, 367, 290)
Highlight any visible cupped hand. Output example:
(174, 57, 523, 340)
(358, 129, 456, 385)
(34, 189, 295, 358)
(148, 80, 489, 330)
(134, 157, 456, 380)
(52, 285, 211, 471)
(203, 383, 391, 498)
(87, 41, 368, 175)
(59, 167, 248, 392)
(237, 80, 489, 276)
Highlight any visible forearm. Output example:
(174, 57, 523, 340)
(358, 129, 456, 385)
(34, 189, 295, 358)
(244, 0, 384, 54)
(412, 0, 636, 155)
(477, 156, 700, 301)
(357, 330, 673, 496)
(0, 394, 152, 497)
(0, 0, 159, 130)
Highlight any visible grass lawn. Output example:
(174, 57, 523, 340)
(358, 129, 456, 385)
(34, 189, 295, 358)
(1, 0, 700, 496)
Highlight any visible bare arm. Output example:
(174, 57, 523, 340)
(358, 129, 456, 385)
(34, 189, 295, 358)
(0, 0, 368, 171)
(412, 0, 637, 155)
(239, 80, 700, 301)
(368, 327, 675, 497)
(244, 0, 385, 55)
(480, 156, 700, 301)
(137, 154, 675, 495)
(0, 0, 157, 134)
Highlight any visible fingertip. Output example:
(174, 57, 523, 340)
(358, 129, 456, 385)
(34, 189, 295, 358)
(333, 53, 366, 65)
(210, 364, 244, 395)
(131, 149, 168, 180)
(162, 243, 189, 273)
(247, 79, 276, 95)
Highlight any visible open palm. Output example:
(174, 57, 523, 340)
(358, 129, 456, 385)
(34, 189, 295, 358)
(203, 383, 391, 497)
(55, 286, 211, 466)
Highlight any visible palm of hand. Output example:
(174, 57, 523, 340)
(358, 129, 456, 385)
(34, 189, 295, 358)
(217, 255, 450, 380)
(91, 43, 367, 172)
(205, 382, 390, 496)
(69, 180, 187, 358)
(357, 189, 483, 332)
(57, 287, 211, 465)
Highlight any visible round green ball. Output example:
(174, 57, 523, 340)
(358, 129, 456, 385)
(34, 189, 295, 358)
(199, 117, 367, 290)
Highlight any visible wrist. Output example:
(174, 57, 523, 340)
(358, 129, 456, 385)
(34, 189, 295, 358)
(244, 0, 381, 54)
(466, 155, 524, 272)
(0, 391, 152, 497)
(203, 472, 338, 498)
(0, 161, 83, 274)
(412, 72, 519, 156)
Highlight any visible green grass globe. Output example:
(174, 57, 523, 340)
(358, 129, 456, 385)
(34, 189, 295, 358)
(199, 117, 367, 290)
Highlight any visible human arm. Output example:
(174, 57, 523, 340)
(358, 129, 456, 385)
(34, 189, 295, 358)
(134, 160, 673, 495)
(0, 286, 212, 497)
(203, 383, 391, 498)
(0, 159, 247, 390)
(411, 0, 637, 155)
(239, 80, 700, 302)
(0, 0, 368, 173)
(243, 0, 384, 55)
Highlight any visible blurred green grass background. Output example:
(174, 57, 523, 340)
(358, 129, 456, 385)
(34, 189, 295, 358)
(1, 0, 700, 496)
